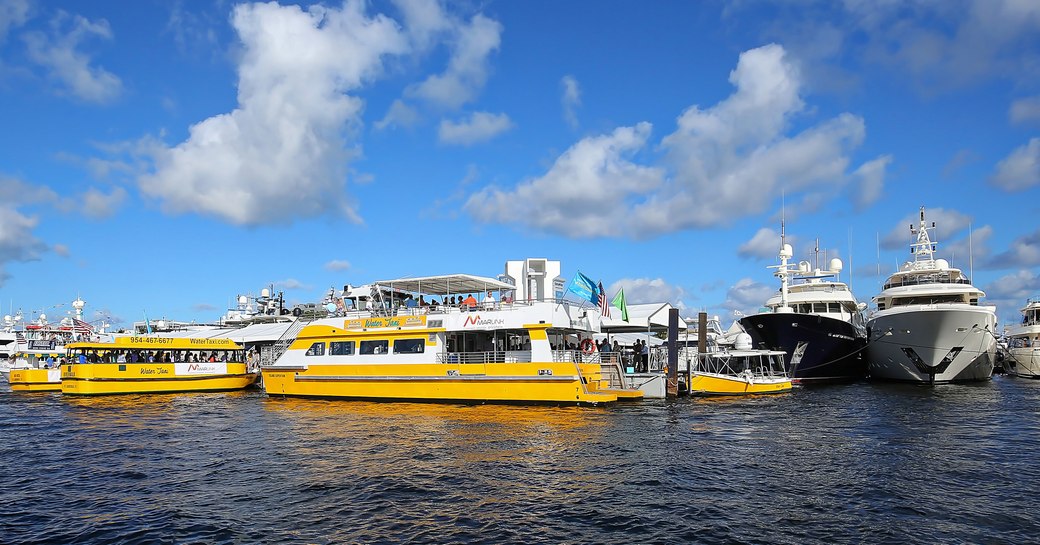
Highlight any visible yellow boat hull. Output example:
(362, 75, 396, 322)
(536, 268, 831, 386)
(8, 368, 62, 392)
(689, 373, 792, 396)
(62, 362, 257, 395)
(262, 361, 636, 405)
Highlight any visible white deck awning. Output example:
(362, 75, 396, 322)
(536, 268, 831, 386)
(372, 274, 515, 295)
(601, 303, 688, 333)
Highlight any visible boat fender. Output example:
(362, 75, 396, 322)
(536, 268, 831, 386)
(741, 369, 755, 385)
(580, 339, 595, 355)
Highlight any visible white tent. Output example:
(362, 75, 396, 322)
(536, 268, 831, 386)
(601, 303, 687, 333)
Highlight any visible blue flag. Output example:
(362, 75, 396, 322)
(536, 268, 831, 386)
(567, 271, 599, 305)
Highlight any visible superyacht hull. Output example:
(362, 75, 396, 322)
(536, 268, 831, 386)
(740, 313, 866, 383)
(865, 305, 996, 383)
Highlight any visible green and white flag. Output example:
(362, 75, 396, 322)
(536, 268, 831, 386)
(611, 288, 629, 322)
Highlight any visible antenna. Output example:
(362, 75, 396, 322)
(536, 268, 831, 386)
(969, 222, 974, 281)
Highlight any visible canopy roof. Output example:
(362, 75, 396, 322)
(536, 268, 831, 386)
(371, 274, 515, 295)
(601, 303, 688, 333)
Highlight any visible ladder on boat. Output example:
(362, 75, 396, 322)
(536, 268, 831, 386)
(261, 318, 311, 366)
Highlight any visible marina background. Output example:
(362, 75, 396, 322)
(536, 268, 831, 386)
(3, 378, 1038, 544)
(1, 1, 1040, 328)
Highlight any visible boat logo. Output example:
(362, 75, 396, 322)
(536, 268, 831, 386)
(462, 315, 506, 327)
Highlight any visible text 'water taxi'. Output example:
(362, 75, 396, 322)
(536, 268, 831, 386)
(62, 336, 258, 395)
(262, 274, 642, 405)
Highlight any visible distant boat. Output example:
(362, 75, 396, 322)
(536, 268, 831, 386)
(865, 207, 996, 384)
(740, 235, 867, 383)
(687, 330, 792, 395)
(1006, 298, 1040, 378)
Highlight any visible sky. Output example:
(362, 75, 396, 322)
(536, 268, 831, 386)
(0, 0, 1039, 331)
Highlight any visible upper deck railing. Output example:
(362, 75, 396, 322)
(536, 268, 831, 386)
(883, 274, 973, 291)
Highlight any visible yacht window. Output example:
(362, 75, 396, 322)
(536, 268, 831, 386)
(360, 340, 388, 355)
(330, 341, 354, 355)
(813, 303, 828, 313)
(878, 303, 886, 311)
(394, 339, 425, 354)
(798, 304, 812, 314)
(305, 342, 325, 356)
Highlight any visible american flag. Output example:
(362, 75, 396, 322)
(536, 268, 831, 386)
(71, 318, 94, 335)
(15, 331, 25, 343)
(597, 281, 610, 317)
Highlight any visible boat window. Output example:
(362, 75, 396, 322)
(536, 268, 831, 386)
(360, 340, 389, 355)
(813, 303, 828, 313)
(828, 303, 841, 313)
(798, 304, 812, 314)
(305, 342, 325, 356)
(330, 341, 354, 356)
(394, 339, 425, 354)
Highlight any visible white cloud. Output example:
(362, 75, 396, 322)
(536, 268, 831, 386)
(465, 44, 877, 238)
(851, 154, 892, 208)
(989, 138, 1040, 191)
(324, 259, 352, 272)
(464, 122, 665, 238)
(438, 111, 512, 145)
(982, 269, 1040, 325)
(606, 278, 686, 307)
(52, 243, 70, 257)
(0, 0, 30, 41)
(22, 10, 122, 103)
(393, 0, 453, 51)
(942, 224, 993, 270)
(273, 278, 310, 291)
(988, 229, 1040, 269)
(880, 207, 973, 250)
(0, 205, 47, 284)
(138, 2, 409, 226)
(1010, 96, 1040, 125)
(374, 98, 421, 130)
(81, 186, 126, 219)
(561, 75, 581, 128)
(738, 228, 785, 260)
(720, 278, 774, 317)
(407, 13, 501, 109)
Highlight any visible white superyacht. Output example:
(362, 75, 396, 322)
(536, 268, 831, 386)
(1006, 298, 1040, 378)
(865, 207, 996, 384)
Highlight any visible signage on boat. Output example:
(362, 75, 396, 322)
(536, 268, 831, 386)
(175, 362, 227, 376)
(119, 337, 238, 347)
(28, 340, 56, 351)
(345, 316, 428, 330)
(462, 315, 505, 328)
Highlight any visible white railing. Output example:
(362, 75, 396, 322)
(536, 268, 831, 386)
(435, 350, 532, 364)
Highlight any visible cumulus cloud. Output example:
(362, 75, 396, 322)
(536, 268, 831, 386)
(880, 207, 972, 250)
(851, 154, 892, 208)
(22, 10, 122, 103)
(942, 224, 993, 270)
(982, 270, 1040, 325)
(324, 259, 351, 272)
(465, 45, 879, 238)
(606, 278, 686, 307)
(561, 75, 581, 128)
(274, 278, 310, 291)
(407, 13, 501, 109)
(438, 111, 512, 145)
(1010, 96, 1040, 125)
(989, 138, 1040, 191)
(192, 303, 218, 312)
(138, 2, 408, 226)
(52, 243, 70, 257)
(81, 186, 126, 219)
(988, 229, 1040, 269)
(719, 278, 774, 317)
(374, 99, 420, 130)
(0, 205, 47, 285)
(465, 123, 665, 238)
(0, 0, 30, 41)
(738, 228, 785, 260)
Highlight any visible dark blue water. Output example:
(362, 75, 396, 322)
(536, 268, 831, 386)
(1, 377, 1037, 544)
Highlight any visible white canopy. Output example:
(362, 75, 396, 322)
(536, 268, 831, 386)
(601, 303, 688, 333)
(372, 274, 515, 295)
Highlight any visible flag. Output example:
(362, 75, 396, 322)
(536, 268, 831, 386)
(598, 282, 609, 316)
(566, 271, 599, 305)
(611, 288, 629, 322)
(143, 311, 152, 334)
(71, 318, 93, 335)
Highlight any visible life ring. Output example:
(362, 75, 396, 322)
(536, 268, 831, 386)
(580, 339, 595, 355)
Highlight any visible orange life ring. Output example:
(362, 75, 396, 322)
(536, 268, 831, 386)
(580, 339, 595, 355)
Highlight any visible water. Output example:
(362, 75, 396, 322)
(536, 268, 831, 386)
(1, 377, 1037, 544)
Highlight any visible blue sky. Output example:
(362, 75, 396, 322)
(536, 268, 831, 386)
(1, 0, 1039, 330)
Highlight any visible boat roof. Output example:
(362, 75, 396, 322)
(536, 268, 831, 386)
(68, 336, 243, 350)
(371, 274, 515, 295)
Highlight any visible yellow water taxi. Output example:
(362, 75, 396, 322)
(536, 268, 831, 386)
(62, 336, 258, 395)
(688, 344, 793, 395)
(262, 274, 642, 405)
(8, 365, 62, 392)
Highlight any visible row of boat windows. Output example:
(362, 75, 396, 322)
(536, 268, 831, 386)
(877, 295, 977, 310)
(66, 349, 244, 363)
(787, 303, 845, 314)
(305, 339, 426, 356)
(883, 276, 972, 290)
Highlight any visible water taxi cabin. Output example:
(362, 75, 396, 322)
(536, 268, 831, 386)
(62, 336, 257, 395)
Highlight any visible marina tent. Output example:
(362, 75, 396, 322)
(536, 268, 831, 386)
(601, 303, 688, 334)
